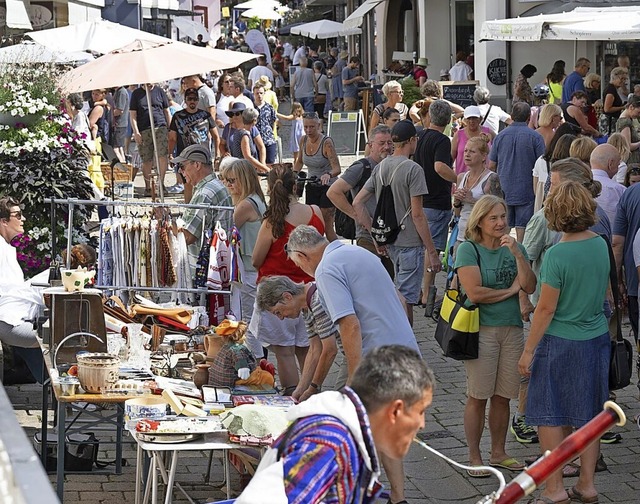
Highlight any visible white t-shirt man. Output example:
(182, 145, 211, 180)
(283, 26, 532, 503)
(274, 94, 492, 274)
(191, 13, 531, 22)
(293, 46, 306, 66)
(248, 66, 274, 87)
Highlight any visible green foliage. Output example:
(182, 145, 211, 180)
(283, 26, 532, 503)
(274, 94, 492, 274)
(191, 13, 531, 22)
(246, 16, 261, 31)
(401, 77, 422, 107)
(281, 7, 334, 49)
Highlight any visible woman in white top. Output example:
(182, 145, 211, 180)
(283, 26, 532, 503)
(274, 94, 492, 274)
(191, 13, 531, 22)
(453, 136, 503, 242)
(473, 86, 513, 136)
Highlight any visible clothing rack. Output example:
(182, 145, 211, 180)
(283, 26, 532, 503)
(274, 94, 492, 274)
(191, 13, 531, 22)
(44, 198, 235, 296)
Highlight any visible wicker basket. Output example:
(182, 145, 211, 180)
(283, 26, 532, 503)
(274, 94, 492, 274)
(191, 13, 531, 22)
(101, 162, 133, 186)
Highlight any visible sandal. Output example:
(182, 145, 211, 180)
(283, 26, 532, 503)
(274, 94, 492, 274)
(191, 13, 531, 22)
(489, 457, 525, 471)
(567, 486, 599, 504)
(466, 467, 491, 478)
(526, 497, 570, 504)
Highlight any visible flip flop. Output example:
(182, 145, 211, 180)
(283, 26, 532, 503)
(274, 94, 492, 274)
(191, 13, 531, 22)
(567, 486, 599, 504)
(526, 497, 571, 504)
(490, 457, 525, 471)
(563, 463, 580, 477)
(466, 467, 491, 478)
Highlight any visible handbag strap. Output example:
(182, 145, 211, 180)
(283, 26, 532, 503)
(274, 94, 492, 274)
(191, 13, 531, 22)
(480, 105, 492, 126)
(454, 241, 481, 304)
(603, 235, 623, 342)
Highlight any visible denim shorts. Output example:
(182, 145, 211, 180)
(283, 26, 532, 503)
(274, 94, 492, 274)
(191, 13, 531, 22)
(423, 208, 452, 251)
(265, 142, 277, 164)
(386, 245, 425, 305)
(526, 332, 610, 428)
(507, 202, 534, 228)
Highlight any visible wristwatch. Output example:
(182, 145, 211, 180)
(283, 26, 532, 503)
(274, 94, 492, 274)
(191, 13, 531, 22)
(310, 382, 321, 392)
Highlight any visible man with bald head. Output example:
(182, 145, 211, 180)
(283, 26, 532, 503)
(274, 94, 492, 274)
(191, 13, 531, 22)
(590, 143, 625, 225)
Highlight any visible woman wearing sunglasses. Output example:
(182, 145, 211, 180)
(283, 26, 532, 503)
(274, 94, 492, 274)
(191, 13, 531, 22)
(0, 197, 45, 383)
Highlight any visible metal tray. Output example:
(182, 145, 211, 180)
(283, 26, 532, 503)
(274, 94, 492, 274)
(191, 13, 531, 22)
(137, 432, 202, 444)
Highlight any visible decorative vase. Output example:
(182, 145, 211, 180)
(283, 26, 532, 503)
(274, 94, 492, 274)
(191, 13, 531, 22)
(76, 353, 120, 393)
(193, 363, 210, 389)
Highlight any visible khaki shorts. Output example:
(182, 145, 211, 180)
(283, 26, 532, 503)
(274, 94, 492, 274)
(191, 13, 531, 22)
(464, 325, 524, 400)
(343, 97, 358, 111)
(140, 126, 169, 162)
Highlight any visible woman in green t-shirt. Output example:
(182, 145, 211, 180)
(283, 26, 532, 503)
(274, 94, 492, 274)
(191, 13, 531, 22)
(518, 181, 610, 504)
(454, 195, 536, 477)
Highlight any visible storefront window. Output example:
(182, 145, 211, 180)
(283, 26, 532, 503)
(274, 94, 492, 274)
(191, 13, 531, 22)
(454, 0, 473, 56)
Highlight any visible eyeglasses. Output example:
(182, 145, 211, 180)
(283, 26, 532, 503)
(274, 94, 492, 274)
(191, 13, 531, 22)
(284, 243, 306, 257)
(185, 96, 198, 101)
(372, 140, 394, 146)
(302, 112, 319, 119)
(223, 80, 231, 84)
(629, 166, 640, 175)
(224, 177, 236, 184)
(9, 211, 23, 220)
(390, 90, 404, 95)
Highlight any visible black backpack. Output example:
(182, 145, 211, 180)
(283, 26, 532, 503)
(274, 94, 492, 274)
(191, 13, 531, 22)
(370, 159, 412, 246)
(334, 158, 372, 240)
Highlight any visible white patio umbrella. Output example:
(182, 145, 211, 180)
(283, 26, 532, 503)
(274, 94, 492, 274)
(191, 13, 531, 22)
(60, 39, 257, 200)
(173, 17, 211, 42)
(241, 7, 282, 21)
(0, 41, 93, 64)
(234, 0, 283, 10)
(26, 19, 170, 55)
(290, 20, 362, 39)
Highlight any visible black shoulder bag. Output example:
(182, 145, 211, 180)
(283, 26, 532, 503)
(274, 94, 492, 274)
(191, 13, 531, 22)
(604, 236, 633, 390)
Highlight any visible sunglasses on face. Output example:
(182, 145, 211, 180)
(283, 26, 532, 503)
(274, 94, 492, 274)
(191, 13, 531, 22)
(230, 111, 243, 117)
(9, 210, 23, 220)
(224, 177, 236, 184)
(185, 96, 198, 101)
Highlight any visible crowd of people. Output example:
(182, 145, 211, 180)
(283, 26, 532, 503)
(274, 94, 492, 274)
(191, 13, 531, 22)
(4, 35, 640, 503)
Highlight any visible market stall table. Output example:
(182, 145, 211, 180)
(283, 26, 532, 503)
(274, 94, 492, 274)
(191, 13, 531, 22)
(39, 339, 132, 501)
(127, 426, 236, 504)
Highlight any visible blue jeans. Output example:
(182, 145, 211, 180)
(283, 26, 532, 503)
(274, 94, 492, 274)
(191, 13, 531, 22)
(298, 96, 314, 114)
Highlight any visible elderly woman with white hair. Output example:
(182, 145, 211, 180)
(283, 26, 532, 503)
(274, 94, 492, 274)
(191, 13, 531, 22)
(473, 86, 513, 136)
(368, 80, 409, 131)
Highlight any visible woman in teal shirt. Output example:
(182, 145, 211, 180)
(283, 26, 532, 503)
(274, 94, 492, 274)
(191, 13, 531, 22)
(455, 195, 536, 477)
(518, 181, 609, 504)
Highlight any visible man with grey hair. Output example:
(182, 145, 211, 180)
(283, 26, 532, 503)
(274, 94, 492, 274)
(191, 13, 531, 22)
(590, 143, 624, 225)
(256, 276, 340, 402)
(473, 86, 512, 135)
(285, 224, 421, 504)
(237, 345, 435, 504)
(327, 124, 394, 277)
(488, 102, 545, 242)
(413, 99, 457, 316)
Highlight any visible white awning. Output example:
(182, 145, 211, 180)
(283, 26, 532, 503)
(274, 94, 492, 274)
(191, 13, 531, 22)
(6, 0, 33, 30)
(344, 0, 385, 30)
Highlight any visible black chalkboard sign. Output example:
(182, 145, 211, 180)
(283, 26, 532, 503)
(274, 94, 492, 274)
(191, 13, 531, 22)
(439, 81, 479, 109)
(487, 58, 508, 86)
(327, 111, 367, 155)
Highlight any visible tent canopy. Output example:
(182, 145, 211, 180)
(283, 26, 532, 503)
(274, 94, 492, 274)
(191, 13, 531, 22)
(344, 0, 386, 30)
(173, 17, 210, 42)
(241, 7, 282, 21)
(0, 41, 93, 64)
(290, 20, 361, 39)
(480, 6, 640, 42)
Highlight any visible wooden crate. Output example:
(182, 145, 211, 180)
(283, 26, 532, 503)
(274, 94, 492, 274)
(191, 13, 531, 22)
(101, 162, 133, 186)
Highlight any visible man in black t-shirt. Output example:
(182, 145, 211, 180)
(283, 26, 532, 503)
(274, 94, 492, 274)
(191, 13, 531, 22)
(167, 87, 217, 198)
(413, 99, 457, 315)
(130, 84, 171, 194)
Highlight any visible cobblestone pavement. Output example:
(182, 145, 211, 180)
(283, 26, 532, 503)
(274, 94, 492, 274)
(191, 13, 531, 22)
(6, 103, 640, 503)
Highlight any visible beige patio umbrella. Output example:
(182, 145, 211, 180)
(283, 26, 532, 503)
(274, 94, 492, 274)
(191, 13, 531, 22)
(60, 39, 257, 200)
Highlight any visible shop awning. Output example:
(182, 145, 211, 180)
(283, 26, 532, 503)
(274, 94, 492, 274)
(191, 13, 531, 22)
(480, 6, 640, 42)
(344, 0, 386, 30)
(6, 0, 33, 30)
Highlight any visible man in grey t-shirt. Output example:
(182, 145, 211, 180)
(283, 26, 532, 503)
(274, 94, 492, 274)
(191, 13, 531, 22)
(353, 120, 441, 326)
(341, 56, 364, 111)
(327, 125, 394, 277)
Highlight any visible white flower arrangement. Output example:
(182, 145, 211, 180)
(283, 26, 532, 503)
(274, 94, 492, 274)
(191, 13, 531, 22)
(0, 82, 57, 117)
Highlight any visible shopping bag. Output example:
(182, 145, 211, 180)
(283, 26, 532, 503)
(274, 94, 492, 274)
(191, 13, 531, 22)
(434, 288, 479, 360)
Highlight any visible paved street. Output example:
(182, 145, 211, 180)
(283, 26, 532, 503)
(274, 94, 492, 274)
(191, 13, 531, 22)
(5, 102, 640, 502)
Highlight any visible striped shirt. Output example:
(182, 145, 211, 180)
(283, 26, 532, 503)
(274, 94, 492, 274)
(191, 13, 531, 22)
(275, 387, 382, 503)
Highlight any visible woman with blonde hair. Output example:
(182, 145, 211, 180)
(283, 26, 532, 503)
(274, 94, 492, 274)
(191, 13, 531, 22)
(452, 136, 502, 241)
(601, 66, 629, 134)
(220, 158, 266, 357)
(535, 103, 563, 147)
(608, 132, 631, 183)
(569, 136, 597, 164)
(519, 180, 610, 504)
(368, 80, 409, 130)
(455, 195, 536, 477)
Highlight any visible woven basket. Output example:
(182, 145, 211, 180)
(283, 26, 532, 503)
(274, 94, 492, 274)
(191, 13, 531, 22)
(77, 353, 120, 393)
(101, 162, 133, 185)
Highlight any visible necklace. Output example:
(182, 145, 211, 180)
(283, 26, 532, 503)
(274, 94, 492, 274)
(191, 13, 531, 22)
(464, 168, 487, 190)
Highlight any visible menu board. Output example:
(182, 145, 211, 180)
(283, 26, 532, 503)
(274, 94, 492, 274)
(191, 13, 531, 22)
(439, 80, 479, 109)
